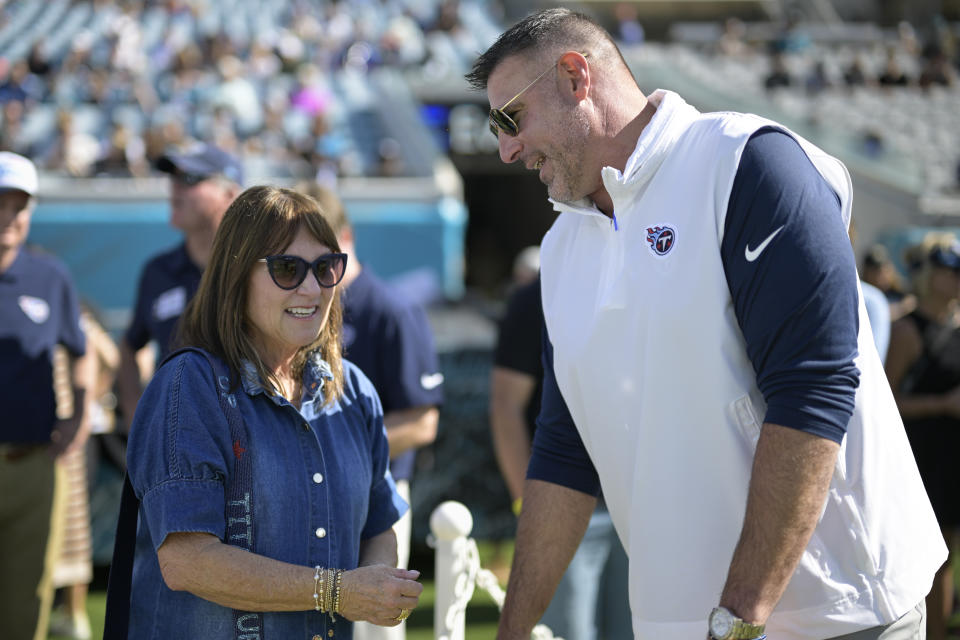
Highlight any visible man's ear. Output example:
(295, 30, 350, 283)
(558, 51, 590, 101)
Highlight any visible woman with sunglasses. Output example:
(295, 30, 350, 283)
(885, 232, 960, 640)
(123, 185, 422, 638)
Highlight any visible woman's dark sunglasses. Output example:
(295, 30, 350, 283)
(488, 52, 588, 138)
(257, 253, 348, 290)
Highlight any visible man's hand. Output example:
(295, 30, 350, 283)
(49, 414, 87, 458)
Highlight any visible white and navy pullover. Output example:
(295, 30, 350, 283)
(529, 90, 946, 639)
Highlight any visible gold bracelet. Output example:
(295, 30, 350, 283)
(333, 569, 344, 615)
(313, 566, 323, 612)
(324, 568, 335, 621)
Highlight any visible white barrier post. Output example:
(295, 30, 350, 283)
(430, 501, 475, 640)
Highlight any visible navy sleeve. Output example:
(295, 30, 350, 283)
(526, 321, 601, 496)
(376, 303, 444, 411)
(722, 128, 860, 444)
(56, 262, 86, 357)
(125, 262, 152, 350)
(493, 277, 543, 377)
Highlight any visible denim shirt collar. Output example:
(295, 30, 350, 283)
(239, 352, 334, 407)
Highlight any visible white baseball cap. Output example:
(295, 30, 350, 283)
(0, 151, 38, 196)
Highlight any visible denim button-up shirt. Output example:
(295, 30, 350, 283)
(127, 349, 406, 639)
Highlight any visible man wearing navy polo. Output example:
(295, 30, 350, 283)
(115, 144, 242, 430)
(0, 151, 89, 640)
(306, 184, 443, 640)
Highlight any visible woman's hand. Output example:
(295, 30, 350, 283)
(339, 565, 422, 626)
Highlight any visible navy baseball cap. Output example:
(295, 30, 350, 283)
(929, 243, 960, 271)
(156, 143, 244, 185)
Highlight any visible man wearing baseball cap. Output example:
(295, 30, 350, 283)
(115, 143, 242, 431)
(0, 151, 90, 639)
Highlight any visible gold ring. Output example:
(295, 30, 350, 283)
(394, 608, 411, 622)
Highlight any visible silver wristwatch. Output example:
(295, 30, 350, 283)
(708, 607, 765, 640)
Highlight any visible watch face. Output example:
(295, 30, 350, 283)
(709, 607, 735, 639)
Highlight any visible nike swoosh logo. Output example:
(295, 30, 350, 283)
(420, 372, 444, 390)
(744, 226, 785, 262)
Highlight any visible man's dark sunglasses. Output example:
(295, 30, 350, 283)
(489, 52, 588, 138)
(257, 253, 348, 290)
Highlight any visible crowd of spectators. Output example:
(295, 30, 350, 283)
(750, 19, 960, 93)
(0, 0, 499, 181)
(662, 15, 960, 196)
(1, 2, 956, 194)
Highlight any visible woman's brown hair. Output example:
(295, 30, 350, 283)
(178, 185, 344, 404)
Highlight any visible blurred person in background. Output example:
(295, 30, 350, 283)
(803, 59, 832, 96)
(0, 59, 33, 104)
(0, 151, 89, 640)
(49, 303, 121, 640)
(878, 47, 911, 86)
(716, 17, 750, 58)
(861, 243, 916, 321)
(141, 119, 190, 172)
(115, 143, 242, 432)
(92, 123, 146, 177)
(303, 182, 442, 640)
(860, 277, 891, 362)
(210, 55, 262, 137)
(885, 233, 960, 640)
(120, 185, 421, 637)
(842, 55, 871, 88)
(763, 51, 793, 91)
(0, 98, 28, 155)
(490, 250, 630, 640)
(918, 43, 957, 89)
(849, 220, 891, 361)
(26, 41, 52, 78)
(469, 8, 944, 639)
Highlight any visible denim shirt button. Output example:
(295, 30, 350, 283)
(315, 527, 326, 538)
(302, 421, 310, 431)
(313, 473, 323, 484)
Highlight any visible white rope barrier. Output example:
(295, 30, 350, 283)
(429, 501, 562, 640)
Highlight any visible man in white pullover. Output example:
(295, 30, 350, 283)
(467, 8, 946, 640)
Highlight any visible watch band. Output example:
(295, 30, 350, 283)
(731, 619, 765, 639)
(709, 607, 766, 640)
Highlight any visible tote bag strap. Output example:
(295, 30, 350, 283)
(102, 347, 264, 639)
